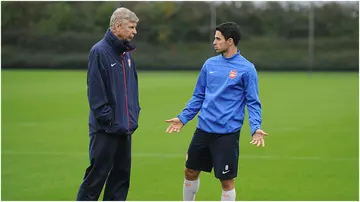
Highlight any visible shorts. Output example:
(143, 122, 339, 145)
(185, 128, 240, 180)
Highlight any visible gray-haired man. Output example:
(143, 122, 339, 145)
(76, 7, 140, 201)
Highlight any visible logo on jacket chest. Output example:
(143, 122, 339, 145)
(229, 70, 238, 79)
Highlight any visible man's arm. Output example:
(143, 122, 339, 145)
(177, 65, 207, 125)
(87, 49, 113, 127)
(244, 66, 262, 136)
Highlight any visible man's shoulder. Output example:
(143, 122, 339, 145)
(90, 39, 109, 54)
(238, 54, 255, 68)
(204, 55, 222, 65)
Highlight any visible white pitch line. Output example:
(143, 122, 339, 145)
(1, 151, 358, 161)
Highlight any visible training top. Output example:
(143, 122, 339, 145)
(178, 51, 262, 135)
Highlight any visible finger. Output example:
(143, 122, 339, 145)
(165, 126, 172, 133)
(165, 119, 173, 123)
(251, 140, 257, 145)
(262, 139, 265, 147)
(173, 128, 178, 132)
(169, 127, 175, 134)
(257, 140, 261, 147)
(260, 130, 268, 136)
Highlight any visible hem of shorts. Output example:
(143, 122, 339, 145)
(215, 175, 237, 180)
(185, 165, 212, 173)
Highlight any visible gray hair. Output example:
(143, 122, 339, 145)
(109, 7, 139, 29)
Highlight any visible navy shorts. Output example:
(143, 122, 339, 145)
(185, 128, 240, 180)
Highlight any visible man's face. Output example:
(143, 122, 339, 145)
(114, 21, 137, 41)
(213, 30, 230, 53)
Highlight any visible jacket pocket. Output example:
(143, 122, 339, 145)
(128, 105, 140, 131)
(107, 123, 127, 134)
(105, 105, 128, 134)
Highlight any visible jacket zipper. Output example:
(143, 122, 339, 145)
(121, 54, 131, 132)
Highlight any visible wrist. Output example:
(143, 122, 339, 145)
(177, 114, 188, 125)
(251, 128, 260, 136)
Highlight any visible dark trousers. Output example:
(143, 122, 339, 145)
(76, 132, 132, 201)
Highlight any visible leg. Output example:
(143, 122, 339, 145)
(183, 168, 201, 201)
(220, 178, 236, 201)
(210, 131, 240, 201)
(220, 178, 235, 191)
(184, 167, 200, 181)
(77, 132, 119, 201)
(103, 135, 132, 201)
(183, 128, 213, 201)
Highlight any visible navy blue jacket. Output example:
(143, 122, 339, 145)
(87, 29, 140, 135)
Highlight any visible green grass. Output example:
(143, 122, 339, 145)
(1, 70, 359, 201)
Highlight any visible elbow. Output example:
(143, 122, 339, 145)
(193, 93, 205, 100)
(246, 99, 261, 109)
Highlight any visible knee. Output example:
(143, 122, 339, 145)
(184, 168, 200, 180)
(89, 158, 113, 177)
(220, 179, 234, 191)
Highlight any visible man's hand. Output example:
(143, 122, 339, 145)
(250, 129, 268, 147)
(165, 118, 184, 133)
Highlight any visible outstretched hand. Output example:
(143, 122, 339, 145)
(165, 118, 184, 133)
(250, 129, 268, 147)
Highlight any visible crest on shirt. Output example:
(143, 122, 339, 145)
(128, 59, 131, 68)
(229, 70, 237, 79)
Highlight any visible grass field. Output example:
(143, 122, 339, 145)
(1, 70, 359, 201)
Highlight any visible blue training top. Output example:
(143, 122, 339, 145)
(177, 51, 262, 135)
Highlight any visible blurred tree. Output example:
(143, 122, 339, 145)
(94, 2, 117, 32)
(1, 1, 50, 32)
(314, 2, 359, 37)
(2, 1, 358, 40)
(35, 2, 76, 34)
(1, 1, 358, 71)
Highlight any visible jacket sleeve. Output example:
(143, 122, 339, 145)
(87, 49, 113, 127)
(244, 66, 262, 135)
(177, 65, 207, 125)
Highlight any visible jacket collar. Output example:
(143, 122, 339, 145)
(104, 28, 136, 54)
(222, 50, 240, 60)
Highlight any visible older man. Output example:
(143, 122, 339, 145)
(76, 7, 140, 201)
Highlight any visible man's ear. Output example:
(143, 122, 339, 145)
(227, 38, 234, 45)
(115, 22, 122, 31)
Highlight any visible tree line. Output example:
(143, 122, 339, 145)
(2, 1, 358, 40)
(1, 1, 358, 70)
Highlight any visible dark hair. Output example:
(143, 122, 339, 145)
(215, 22, 241, 46)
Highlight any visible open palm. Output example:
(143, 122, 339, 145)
(250, 129, 268, 147)
(165, 117, 184, 133)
